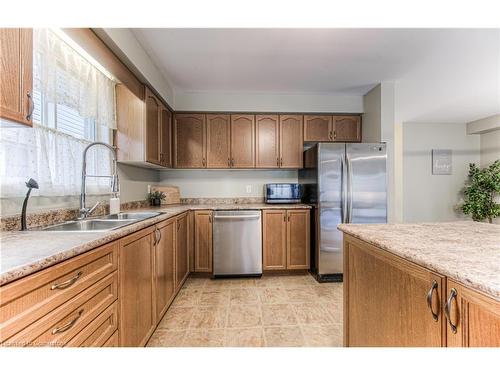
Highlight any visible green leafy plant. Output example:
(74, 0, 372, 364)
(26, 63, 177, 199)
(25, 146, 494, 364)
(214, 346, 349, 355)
(147, 191, 166, 206)
(461, 160, 500, 223)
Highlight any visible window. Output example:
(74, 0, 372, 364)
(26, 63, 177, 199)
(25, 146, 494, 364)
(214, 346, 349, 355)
(0, 28, 116, 198)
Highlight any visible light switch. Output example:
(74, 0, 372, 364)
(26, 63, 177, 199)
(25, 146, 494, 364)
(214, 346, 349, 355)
(246, 185, 252, 193)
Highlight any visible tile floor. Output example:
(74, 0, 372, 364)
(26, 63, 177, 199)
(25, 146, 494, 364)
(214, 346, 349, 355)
(147, 274, 343, 347)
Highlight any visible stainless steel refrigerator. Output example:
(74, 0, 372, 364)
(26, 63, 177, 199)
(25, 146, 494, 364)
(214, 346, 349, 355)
(299, 143, 387, 281)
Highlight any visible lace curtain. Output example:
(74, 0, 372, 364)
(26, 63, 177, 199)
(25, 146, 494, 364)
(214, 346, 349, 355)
(0, 28, 116, 198)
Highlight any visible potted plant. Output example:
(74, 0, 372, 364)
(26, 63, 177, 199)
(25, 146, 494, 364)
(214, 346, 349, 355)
(461, 160, 500, 223)
(148, 191, 166, 207)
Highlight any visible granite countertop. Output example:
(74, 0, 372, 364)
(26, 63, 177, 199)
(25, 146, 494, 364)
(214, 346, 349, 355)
(0, 203, 310, 285)
(338, 222, 500, 301)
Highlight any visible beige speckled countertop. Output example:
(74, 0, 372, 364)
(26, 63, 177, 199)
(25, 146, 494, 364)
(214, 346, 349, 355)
(338, 222, 500, 301)
(0, 203, 310, 285)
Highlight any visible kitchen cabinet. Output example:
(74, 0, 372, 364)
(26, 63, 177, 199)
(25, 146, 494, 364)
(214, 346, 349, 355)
(188, 210, 195, 272)
(286, 210, 310, 269)
(175, 213, 189, 290)
(256, 115, 279, 168)
(0, 28, 33, 126)
(118, 227, 156, 347)
(304, 115, 332, 142)
(279, 115, 303, 168)
(115, 84, 172, 168)
(445, 279, 500, 347)
(230, 114, 255, 168)
(332, 115, 361, 142)
(343, 234, 446, 347)
(155, 218, 176, 321)
(194, 210, 213, 273)
(263, 209, 310, 271)
(174, 114, 206, 168)
(207, 114, 231, 168)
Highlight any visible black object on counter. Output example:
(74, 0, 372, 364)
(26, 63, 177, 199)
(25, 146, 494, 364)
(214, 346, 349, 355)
(20, 178, 39, 231)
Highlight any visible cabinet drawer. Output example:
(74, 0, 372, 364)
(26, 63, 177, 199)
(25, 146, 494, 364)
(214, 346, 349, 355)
(3, 272, 117, 347)
(0, 242, 118, 342)
(67, 302, 118, 347)
(102, 330, 119, 347)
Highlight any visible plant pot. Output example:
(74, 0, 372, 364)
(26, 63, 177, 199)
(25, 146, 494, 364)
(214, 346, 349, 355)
(150, 198, 161, 206)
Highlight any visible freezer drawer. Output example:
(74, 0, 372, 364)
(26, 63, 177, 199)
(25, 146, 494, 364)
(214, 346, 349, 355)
(213, 211, 262, 276)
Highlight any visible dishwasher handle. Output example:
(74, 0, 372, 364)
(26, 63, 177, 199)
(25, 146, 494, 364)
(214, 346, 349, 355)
(214, 215, 261, 220)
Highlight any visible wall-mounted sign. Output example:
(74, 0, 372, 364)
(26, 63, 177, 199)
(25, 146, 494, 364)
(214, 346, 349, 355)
(432, 149, 452, 175)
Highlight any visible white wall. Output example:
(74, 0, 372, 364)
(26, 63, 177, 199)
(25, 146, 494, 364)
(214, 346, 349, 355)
(174, 91, 363, 113)
(402, 122, 480, 223)
(362, 85, 382, 142)
(158, 170, 298, 198)
(480, 129, 500, 167)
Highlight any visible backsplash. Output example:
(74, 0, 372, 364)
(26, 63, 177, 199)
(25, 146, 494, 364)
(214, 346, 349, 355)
(179, 197, 264, 204)
(0, 200, 150, 231)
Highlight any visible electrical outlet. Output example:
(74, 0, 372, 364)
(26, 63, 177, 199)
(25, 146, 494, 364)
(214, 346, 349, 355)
(246, 185, 252, 193)
(147, 185, 151, 194)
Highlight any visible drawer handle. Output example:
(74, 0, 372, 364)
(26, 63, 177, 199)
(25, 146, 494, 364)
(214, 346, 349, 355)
(51, 271, 82, 290)
(426, 280, 439, 321)
(444, 288, 458, 333)
(51, 309, 84, 335)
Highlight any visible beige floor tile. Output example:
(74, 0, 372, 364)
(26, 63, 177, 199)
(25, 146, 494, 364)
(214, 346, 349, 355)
(258, 287, 289, 304)
(292, 303, 335, 325)
(261, 304, 297, 326)
(254, 276, 283, 288)
(322, 302, 343, 324)
(190, 306, 228, 329)
(264, 326, 305, 347)
(183, 277, 208, 290)
(280, 275, 317, 287)
(230, 288, 260, 304)
(225, 327, 265, 347)
(227, 304, 262, 328)
(285, 287, 318, 303)
(182, 329, 225, 347)
(158, 307, 195, 330)
(302, 324, 343, 347)
(147, 329, 186, 347)
(198, 290, 230, 305)
(171, 289, 202, 307)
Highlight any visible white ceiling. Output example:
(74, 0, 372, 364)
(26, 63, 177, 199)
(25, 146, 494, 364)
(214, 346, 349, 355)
(132, 28, 500, 123)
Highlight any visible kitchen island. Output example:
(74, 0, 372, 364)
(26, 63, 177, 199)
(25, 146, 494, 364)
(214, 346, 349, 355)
(338, 222, 500, 347)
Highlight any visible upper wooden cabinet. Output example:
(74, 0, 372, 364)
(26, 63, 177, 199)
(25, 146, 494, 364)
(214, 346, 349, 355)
(332, 115, 361, 142)
(194, 210, 213, 273)
(230, 114, 255, 168)
(445, 279, 500, 347)
(115, 84, 172, 168)
(304, 115, 332, 141)
(0, 28, 33, 126)
(256, 115, 279, 168)
(279, 115, 303, 168)
(206, 114, 231, 168)
(343, 235, 446, 347)
(174, 114, 206, 168)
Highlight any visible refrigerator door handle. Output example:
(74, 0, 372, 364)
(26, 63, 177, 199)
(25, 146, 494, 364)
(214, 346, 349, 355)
(346, 153, 353, 223)
(341, 154, 348, 223)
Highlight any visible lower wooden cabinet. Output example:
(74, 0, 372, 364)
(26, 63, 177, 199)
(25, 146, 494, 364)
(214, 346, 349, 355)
(194, 210, 213, 272)
(118, 227, 156, 347)
(263, 209, 310, 271)
(445, 279, 500, 347)
(155, 218, 176, 320)
(175, 212, 190, 290)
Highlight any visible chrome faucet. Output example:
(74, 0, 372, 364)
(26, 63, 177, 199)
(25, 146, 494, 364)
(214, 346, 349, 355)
(79, 142, 119, 220)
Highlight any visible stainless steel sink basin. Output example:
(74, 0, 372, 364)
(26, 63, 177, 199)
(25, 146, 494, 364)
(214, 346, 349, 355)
(99, 212, 161, 221)
(42, 219, 136, 232)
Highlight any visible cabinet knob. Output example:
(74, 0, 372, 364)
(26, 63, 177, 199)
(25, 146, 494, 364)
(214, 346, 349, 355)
(426, 280, 439, 322)
(444, 288, 458, 333)
(26, 91, 34, 121)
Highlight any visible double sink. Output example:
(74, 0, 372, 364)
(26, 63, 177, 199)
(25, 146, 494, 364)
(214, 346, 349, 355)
(41, 212, 162, 233)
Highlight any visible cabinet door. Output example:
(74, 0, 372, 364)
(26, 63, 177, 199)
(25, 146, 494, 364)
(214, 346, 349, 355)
(304, 115, 332, 142)
(230, 114, 255, 168)
(279, 115, 303, 168)
(262, 210, 287, 270)
(155, 219, 176, 321)
(286, 210, 310, 269)
(175, 213, 189, 290)
(194, 211, 213, 272)
(145, 87, 161, 165)
(343, 235, 446, 347)
(119, 227, 156, 347)
(0, 28, 33, 126)
(256, 115, 279, 168)
(174, 114, 206, 168)
(206, 114, 231, 168)
(332, 115, 361, 142)
(160, 105, 172, 167)
(445, 279, 500, 347)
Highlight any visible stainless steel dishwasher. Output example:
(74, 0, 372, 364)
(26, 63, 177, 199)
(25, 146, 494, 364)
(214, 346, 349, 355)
(213, 210, 262, 277)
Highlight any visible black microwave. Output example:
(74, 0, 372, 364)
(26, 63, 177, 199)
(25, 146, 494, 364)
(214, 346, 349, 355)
(265, 183, 302, 204)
